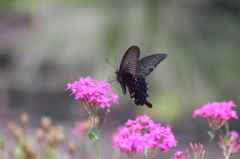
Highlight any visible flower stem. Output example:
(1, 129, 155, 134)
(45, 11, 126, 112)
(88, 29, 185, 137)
(94, 140, 101, 159)
(225, 122, 229, 135)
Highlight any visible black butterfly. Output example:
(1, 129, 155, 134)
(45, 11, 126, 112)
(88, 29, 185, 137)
(116, 46, 167, 108)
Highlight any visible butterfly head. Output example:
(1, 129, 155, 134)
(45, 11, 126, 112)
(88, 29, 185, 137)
(115, 70, 121, 81)
(115, 70, 127, 95)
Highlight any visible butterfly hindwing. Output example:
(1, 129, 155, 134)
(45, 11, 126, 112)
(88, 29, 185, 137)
(123, 74, 152, 108)
(137, 54, 167, 77)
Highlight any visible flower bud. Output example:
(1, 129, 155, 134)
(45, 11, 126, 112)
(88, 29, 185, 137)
(68, 140, 76, 155)
(45, 132, 56, 147)
(8, 122, 22, 140)
(20, 113, 29, 128)
(56, 127, 65, 144)
(25, 146, 37, 159)
(41, 116, 52, 131)
(36, 128, 44, 142)
(8, 121, 17, 134)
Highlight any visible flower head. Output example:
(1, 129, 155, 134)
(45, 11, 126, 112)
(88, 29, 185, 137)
(193, 101, 238, 131)
(66, 77, 119, 109)
(113, 115, 177, 157)
(219, 131, 240, 158)
(72, 117, 98, 137)
(190, 142, 205, 159)
(174, 149, 189, 159)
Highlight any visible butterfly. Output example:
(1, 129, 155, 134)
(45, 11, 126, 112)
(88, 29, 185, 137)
(115, 46, 167, 108)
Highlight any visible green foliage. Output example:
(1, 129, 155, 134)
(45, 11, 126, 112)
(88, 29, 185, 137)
(208, 130, 215, 140)
(45, 147, 57, 159)
(88, 126, 99, 141)
(0, 137, 4, 149)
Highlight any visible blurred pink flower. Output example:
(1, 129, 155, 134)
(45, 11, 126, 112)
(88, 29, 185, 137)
(190, 142, 205, 159)
(219, 131, 240, 158)
(113, 115, 177, 157)
(66, 77, 119, 109)
(193, 101, 238, 131)
(72, 122, 84, 136)
(174, 149, 189, 159)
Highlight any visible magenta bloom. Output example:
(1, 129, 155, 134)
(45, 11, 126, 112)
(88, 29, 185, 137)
(66, 77, 119, 108)
(113, 115, 177, 157)
(190, 142, 205, 159)
(72, 122, 85, 136)
(193, 101, 238, 130)
(174, 149, 189, 159)
(219, 131, 240, 157)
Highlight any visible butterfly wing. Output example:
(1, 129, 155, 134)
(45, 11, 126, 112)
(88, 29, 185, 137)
(137, 54, 167, 77)
(127, 53, 167, 108)
(124, 75, 153, 108)
(119, 46, 140, 75)
(116, 46, 140, 95)
(116, 46, 167, 108)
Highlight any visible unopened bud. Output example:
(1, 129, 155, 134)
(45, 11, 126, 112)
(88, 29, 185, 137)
(13, 127, 23, 140)
(20, 113, 29, 128)
(104, 109, 110, 123)
(25, 146, 37, 159)
(55, 129, 65, 144)
(68, 140, 76, 155)
(8, 122, 17, 134)
(41, 116, 52, 131)
(36, 128, 44, 142)
(45, 132, 55, 147)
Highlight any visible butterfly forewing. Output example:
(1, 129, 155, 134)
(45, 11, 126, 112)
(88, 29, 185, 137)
(137, 54, 167, 77)
(119, 46, 140, 75)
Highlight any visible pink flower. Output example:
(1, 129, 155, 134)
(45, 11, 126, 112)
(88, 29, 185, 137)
(72, 123, 84, 136)
(66, 77, 119, 109)
(190, 142, 205, 159)
(193, 101, 238, 131)
(72, 118, 94, 137)
(113, 115, 177, 157)
(219, 131, 240, 158)
(174, 149, 189, 159)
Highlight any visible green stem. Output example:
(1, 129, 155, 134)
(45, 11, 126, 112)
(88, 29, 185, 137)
(205, 130, 219, 158)
(144, 146, 148, 159)
(225, 122, 229, 135)
(206, 133, 214, 152)
(94, 140, 101, 159)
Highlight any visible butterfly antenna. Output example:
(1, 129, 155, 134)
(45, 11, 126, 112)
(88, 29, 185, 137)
(106, 59, 117, 70)
(114, 57, 118, 69)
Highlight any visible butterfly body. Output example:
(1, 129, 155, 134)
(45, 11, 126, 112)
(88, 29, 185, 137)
(116, 46, 167, 108)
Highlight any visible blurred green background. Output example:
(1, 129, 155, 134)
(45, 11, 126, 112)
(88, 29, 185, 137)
(0, 0, 240, 158)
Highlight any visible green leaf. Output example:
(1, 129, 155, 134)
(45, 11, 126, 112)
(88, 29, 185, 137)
(13, 146, 25, 159)
(88, 127, 99, 141)
(44, 146, 57, 159)
(208, 130, 215, 139)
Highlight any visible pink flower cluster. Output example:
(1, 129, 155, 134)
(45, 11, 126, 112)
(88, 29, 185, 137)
(193, 101, 238, 130)
(174, 149, 189, 159)
(174, 142, 205, 159)
(72, 119, 92, 137)
(66, 77, 119, 108)
(113, 115, 177, 156)
(190, 142, 205, 159)
(219, 131, 240, 157)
